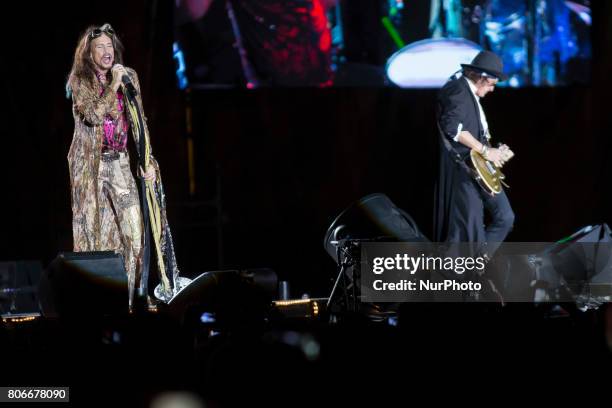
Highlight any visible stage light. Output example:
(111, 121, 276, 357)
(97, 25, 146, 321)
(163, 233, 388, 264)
(323, 193, 427, 264)
(1, 314, 38, 324)
(323, 193, 427, 312)
(271, 299, 322, 319)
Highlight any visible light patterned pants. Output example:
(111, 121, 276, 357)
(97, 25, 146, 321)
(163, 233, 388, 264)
(97, 151, 143, 308)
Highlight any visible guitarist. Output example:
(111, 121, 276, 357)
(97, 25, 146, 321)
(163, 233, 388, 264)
(434, 51, 514, 259)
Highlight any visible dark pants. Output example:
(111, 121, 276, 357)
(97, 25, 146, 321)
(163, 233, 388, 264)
(437, 158, 515, 256)
(479, 188, 515, 257)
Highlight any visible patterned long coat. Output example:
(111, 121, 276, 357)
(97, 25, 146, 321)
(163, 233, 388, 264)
(67, 67, 180, 300)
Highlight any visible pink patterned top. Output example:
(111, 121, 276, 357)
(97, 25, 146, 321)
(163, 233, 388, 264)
(97, 73, 129, 151)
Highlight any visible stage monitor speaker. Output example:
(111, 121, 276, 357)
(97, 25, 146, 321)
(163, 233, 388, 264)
(39, 251, 128, 318)
(166, 268, 278, 324)
(0, 260, 42, 316)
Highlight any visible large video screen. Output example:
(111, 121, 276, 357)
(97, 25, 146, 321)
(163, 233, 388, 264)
(173, 0, 591, 88)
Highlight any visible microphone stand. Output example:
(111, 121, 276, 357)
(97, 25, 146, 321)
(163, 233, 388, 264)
(122, 82, 151, 311)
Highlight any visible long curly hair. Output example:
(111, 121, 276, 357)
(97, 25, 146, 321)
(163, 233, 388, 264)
(66, 23, 125, 98)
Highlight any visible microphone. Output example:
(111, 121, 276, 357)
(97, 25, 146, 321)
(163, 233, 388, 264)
(121, 74, 137, 96)
(112, 64, 136, 95)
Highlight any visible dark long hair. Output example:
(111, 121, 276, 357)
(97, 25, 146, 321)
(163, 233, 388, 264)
(66, 23, 124, 97)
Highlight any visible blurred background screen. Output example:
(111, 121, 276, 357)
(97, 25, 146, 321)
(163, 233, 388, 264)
(173, 0, 591, 88)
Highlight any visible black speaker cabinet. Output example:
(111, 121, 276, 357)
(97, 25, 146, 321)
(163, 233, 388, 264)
(39, 251, 129, 318)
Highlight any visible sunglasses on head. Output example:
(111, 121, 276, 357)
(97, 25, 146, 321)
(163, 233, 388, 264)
(90, 24, 115, 40)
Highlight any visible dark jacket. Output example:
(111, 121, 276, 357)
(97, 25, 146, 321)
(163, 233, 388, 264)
(437, 76, 486, 160)
(434, 76, 487, 248)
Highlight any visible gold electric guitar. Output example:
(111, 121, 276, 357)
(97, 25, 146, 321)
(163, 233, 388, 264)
(469, 145, 514, 195)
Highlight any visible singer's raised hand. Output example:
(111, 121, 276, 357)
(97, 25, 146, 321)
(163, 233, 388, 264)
(111, 64, 127, 92)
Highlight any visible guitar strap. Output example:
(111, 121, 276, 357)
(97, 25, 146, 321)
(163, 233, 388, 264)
(437, 121, 473, 176)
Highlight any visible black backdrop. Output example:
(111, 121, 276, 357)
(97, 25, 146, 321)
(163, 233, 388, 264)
(2, 0, 611, 297)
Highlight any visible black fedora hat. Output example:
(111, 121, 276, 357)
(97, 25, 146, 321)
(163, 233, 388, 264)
(461, 50, 508, 81)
